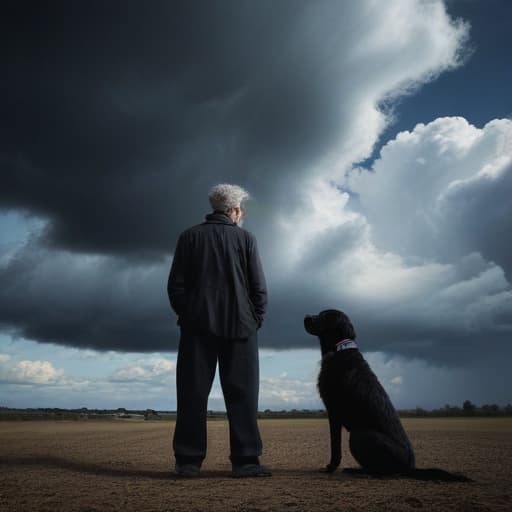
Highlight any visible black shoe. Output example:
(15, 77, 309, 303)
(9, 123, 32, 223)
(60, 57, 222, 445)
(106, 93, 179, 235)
(232, 463, 272, 478)
(175, 462, 201, 478)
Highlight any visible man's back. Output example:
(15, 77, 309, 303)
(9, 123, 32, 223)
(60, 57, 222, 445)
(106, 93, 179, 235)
(168, 212, 267, 339)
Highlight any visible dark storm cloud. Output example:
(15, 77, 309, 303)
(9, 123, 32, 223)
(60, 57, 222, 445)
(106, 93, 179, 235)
(4, 0, 504, 367)
(1, 215, 510, 360)
(1, 0, 350, 257)
(261, 259, 512, 366)
(439, 159, 512, 278)
(0, 0, 356, 353)
(0, 243, 175, 352)
(0, 0, 376, 352)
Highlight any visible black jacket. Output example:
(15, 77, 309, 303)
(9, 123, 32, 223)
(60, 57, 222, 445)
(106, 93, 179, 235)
(167, 213, 268, 339)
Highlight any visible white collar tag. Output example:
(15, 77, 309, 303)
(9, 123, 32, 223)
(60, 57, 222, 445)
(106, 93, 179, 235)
(335, 338, 358, 352)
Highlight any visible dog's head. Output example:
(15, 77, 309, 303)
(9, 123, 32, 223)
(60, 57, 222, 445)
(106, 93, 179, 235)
(304, 309, 356, 355)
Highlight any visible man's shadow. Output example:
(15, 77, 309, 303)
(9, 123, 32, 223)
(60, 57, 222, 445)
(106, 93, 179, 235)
(1, 455, 178, 480)
(1, 456, 472, 482)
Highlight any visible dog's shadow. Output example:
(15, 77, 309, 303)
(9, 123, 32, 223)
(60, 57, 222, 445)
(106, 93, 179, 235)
(333, 467, 472, 483)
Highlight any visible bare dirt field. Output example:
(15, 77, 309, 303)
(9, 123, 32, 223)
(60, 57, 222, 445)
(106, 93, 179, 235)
(1, 417, 511, 511)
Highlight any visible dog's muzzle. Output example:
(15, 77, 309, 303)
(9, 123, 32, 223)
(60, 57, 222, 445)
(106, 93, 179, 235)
(304, 315, 319, 335)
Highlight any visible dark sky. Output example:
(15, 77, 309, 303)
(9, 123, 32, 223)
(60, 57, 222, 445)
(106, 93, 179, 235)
(2, 0, 355, 256)
(1, 0, 511, 387)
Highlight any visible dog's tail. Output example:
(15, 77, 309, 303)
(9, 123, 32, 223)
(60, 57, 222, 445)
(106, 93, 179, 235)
(407, 468, 472, 482)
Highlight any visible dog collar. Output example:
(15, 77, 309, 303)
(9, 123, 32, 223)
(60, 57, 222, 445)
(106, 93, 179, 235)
(322, 338, 359, 362)
(335, 338, 358, 351)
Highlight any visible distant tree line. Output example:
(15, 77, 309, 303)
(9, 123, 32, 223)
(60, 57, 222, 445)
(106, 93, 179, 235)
(258, 409, 327, 419)
(0, 407, 176, 421)
(399, 401, 512, 418)
(1, 401, 511, 420)
(258, 401, 512, 419)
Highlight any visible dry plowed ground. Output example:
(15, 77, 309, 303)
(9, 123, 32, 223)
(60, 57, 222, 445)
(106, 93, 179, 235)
(1, 418, 511, 511)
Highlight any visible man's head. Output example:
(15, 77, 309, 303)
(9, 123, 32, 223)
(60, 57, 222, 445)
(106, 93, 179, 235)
(208, 184, 250, 226)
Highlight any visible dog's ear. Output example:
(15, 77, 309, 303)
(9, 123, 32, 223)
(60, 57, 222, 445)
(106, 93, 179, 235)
(321, 310, 342, 330)
(337, 311, 356, 340)
(321, 310, 356, 339)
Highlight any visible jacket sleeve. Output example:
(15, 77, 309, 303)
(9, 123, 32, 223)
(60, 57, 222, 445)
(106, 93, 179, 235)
(167, 233, 188, 317)
(247, 235, 268, 326)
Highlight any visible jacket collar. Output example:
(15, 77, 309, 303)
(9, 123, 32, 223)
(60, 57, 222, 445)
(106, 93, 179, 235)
(204, 212, 237, 226)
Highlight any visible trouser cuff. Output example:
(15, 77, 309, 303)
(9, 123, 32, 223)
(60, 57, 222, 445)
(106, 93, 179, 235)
(176, 455, 203, 466)
(230, 455, 260, 465)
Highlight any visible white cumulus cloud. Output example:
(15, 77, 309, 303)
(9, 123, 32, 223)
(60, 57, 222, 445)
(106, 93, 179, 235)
(110, 357, 176, 383)
(260, 375, 318, 408)
(265, 116, 512, 365)
(347, 117, 512, 270)
(0, 358, 65, 385)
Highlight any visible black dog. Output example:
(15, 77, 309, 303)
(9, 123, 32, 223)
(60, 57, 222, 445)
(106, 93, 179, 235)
(305, 310, 471, 482)
(305, 309, 415, 475)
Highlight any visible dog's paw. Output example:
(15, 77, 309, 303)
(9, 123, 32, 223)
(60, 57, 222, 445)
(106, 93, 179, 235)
(319, 463, 339, 473)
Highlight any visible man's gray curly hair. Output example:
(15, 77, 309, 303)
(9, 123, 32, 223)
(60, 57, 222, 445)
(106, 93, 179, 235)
(208, 184, 250, 212)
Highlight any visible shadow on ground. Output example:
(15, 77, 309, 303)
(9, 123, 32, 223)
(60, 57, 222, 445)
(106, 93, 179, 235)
(0, 456, 470, 483)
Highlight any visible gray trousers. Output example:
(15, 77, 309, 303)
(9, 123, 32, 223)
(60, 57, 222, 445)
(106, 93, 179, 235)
(173, 330, 262, 462)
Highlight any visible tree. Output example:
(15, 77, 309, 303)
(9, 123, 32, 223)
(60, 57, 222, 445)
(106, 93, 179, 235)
(481, 404, 500, 416)
(462, 400, 476, 416)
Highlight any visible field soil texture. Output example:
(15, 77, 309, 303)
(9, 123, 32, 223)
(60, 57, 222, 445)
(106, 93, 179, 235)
(1, 417, 511, 511)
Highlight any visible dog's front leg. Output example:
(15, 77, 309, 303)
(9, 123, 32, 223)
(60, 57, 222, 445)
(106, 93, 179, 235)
(322, 412, 342, 473)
